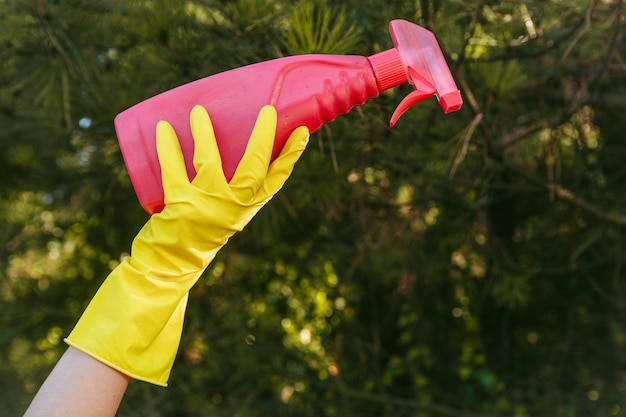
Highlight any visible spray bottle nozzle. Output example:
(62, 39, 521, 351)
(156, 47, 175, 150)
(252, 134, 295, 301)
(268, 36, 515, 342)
(368, 20, 462, 126)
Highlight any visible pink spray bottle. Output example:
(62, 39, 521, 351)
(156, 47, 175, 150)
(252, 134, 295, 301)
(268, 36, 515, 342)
(114, 19, 463, 214)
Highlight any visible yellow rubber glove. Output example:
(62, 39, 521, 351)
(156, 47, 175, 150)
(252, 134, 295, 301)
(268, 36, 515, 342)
(65, 105, 309, 386)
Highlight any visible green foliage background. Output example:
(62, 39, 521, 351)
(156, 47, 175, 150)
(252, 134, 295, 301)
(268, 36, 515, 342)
(1, 0, 625, 416)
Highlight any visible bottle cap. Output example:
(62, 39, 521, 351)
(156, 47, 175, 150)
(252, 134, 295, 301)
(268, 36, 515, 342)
(368, 20, 463, 126)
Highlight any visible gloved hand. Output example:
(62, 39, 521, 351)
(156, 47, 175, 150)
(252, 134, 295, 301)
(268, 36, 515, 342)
(65, 105, 309, 386)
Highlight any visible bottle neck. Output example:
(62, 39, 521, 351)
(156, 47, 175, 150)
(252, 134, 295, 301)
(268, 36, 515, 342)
(368, 48, 408, 92)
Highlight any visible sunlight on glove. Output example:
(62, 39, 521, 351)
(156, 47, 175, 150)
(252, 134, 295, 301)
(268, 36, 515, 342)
(65, 105, 309, 386)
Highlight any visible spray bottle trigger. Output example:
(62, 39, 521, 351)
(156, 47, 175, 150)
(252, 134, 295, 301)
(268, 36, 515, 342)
(389, 67, 437, 127)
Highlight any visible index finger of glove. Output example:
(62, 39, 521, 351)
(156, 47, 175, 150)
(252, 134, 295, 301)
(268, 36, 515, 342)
(230, 105, 276, 201)
(156, 120, 190, 199)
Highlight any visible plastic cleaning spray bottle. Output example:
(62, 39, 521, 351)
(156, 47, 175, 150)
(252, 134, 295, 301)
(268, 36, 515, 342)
(114, 19, 463, 214)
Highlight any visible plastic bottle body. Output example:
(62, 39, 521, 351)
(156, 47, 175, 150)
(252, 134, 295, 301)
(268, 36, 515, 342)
(115, 55, 380, 214)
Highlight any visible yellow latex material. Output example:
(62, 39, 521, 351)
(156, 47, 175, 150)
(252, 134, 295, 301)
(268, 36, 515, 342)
(65, 105, 309, 386)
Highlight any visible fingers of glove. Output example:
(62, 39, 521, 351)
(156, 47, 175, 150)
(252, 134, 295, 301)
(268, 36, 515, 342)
(189, 105, 227, 192)
(156, 121, 190, 200)
(230, 105, 276, 202)
(260, 126, 309, 198)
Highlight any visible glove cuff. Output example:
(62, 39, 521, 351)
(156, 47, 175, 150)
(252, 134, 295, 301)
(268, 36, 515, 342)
(65, 262, 191, 386)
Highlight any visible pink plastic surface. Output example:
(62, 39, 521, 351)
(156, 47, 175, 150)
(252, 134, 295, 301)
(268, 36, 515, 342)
(115, 55, 380, 213)
(387, 20, 463, 120)
(114, 20, 463, 214)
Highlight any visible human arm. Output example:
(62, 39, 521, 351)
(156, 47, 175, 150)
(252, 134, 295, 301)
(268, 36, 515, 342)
(22, 347, 130, 417)
(63, 105, 309, 385)
(21, 105, 309, 415)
